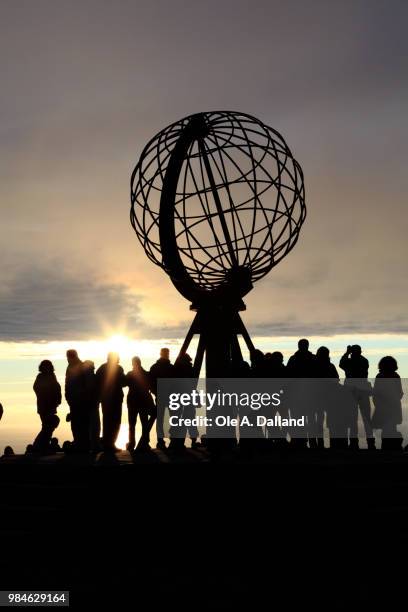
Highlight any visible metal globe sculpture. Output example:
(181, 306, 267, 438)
(130, 111, 306, 375)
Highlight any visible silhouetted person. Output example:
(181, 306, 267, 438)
(65, 349, 89, 452)
(339, 345, 375, 450)
(315, 346, 339, 379)
(287, 339, 316, 448)
(372, 356, 403, 451)
(287, 339, 316, 377)
(238, 349, 267, 451)
(173, 353, 194, 379)
(311, 346, 340, 450)
(25, 444, 33, 455)
(172, 353, 200, 450)
(3, 446, 14, 457)
(33, 360, 61, 453)
(264, 351, 289, 446)
(83, 360, 100, 453)
(125, 356, 154, 451)
(251, 349, 269, 377)
(265, 351, 286, 377)
(149, 347, 174, 450)
(96, 352, 126, 452)
(0, 403, 3, 422)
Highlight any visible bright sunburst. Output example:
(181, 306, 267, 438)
(95, 333, 155, 365)
(105, 334, 135, 358)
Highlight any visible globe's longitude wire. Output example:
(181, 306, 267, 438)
(199, 138, 238, 270)
(179, 143, 225, 278)
(130, 111, 305, 293)
(210, 118, 243, 253)
(209, 124, 270, 263)
(185, 129, 266, 258)
(197, 142, 226, 267)
(181, 141, 225, 280)
(205, 132, 250, 259)
(203, 124, 291, 269)
(229, 115, 259, 265)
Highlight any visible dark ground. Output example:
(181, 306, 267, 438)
(0, 449, 407, 610)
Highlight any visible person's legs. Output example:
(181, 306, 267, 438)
(137, 408, 150, 448)
(308, 411, 318, 449)
(274, 404, 290, 447)
(150, 401, 166, 449)
(358, 392, 375, 449)
(147, 412, 156, 435)
(349, 401, 359, 449)
(33, 414, 57, 453)
(77, 408, 90, 452)
(89, 403, 101, 452)
(69, 402, 83, 450)
(33, 414, 49, 452)
(263, 406, 275, 442)
(127, 401, 137, 450)
(169, 404, 187, 450)
(183, 403, 199, 446)
(316, 409, 325, 449)
(111, 401, 122, 448)
(102, 402, 113, 450)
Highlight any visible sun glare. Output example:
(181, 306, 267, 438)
(99, 333, 157, 365)
(96, 334, 164, 368)
(106, 334, 133, 357)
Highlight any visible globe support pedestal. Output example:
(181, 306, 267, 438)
(178, 305, 255, 378)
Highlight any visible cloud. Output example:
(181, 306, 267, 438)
(249, 318, 408, 339)
(0, 260, 407, 344)
(0, 266, 142, 342)
(1, 1, 407, 343)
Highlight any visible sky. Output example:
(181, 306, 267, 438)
(0, 0, 408, 448)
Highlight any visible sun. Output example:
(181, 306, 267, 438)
(67, 334, 174, 371)
(101, 334, 155, 366)
(107, 334, 134, 357)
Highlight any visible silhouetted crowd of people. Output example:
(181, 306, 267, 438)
(0, 339, 405, 457)
(248, 341, 403, 451)
(28, 347, 177, 454)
